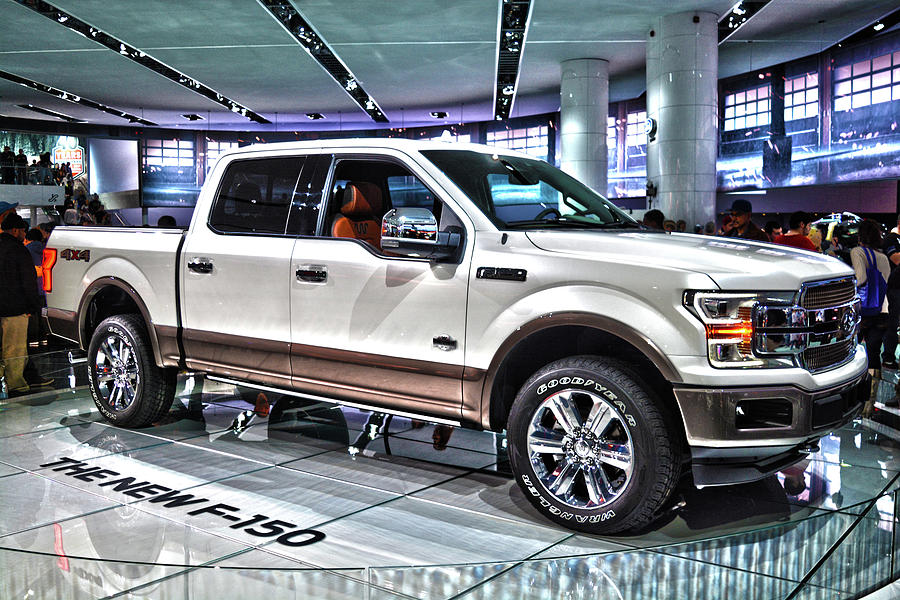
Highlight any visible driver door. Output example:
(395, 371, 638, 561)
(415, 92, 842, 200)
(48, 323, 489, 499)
(288, 152, 472, 422)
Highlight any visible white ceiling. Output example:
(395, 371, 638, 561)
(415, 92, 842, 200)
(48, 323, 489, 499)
(0, 0, 895, 131)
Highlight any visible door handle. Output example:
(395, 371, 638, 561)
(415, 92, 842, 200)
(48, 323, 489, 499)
(188, 257, 214, 274)
(296, 265, 327, 283)
(433, 335, 457, 351)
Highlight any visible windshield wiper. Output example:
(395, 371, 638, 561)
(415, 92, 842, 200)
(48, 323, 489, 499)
(593, 221, 643, 229)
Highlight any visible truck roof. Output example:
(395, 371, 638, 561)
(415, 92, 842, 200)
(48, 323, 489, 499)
(219, 137, 535, 160)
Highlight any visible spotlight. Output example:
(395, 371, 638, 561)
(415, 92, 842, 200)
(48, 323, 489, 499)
(181, 114, 204, 121)
(430, 111, 448, 118)
(306, 113, 325, 120)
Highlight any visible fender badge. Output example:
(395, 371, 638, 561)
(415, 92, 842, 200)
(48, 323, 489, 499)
(60, 249, 91, 262)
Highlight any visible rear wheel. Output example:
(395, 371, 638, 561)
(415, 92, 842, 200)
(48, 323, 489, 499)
(87, 314, 176, 428)
(507, 355, 680, 534)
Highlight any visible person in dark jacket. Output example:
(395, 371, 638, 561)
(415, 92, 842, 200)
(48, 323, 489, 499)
(1, 214, 44, 394)
(881, 215, 900, 370)
(722, 199, 770, 242)
(24, 227, 49, 346)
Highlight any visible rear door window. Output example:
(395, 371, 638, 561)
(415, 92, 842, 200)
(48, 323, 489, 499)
(209, 157, 305, 234)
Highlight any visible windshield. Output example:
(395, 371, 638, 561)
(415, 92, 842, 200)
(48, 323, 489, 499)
(421, 149, 641, 230)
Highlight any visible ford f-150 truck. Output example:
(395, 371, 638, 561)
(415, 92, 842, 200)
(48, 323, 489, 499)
(44, 139, 866, 533)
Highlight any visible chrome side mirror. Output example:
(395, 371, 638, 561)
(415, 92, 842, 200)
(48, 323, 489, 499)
(381, 208, 461, 260)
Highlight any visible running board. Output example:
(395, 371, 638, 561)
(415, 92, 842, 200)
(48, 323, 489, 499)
(204, 375, 462, 427)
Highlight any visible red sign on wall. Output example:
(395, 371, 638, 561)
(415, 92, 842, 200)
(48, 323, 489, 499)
(52, 136, 84, 178)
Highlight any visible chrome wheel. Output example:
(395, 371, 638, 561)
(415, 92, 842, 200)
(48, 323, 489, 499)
(526, 389, 634, 510)
(93, 333, 139, 411)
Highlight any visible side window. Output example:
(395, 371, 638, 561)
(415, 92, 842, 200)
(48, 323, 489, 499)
(209, 157, 304, 234)
(386, 175, 436, 210)
(324, 160, 435, 251)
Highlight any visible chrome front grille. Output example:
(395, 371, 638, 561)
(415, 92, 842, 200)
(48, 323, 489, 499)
(802, 339, 856, 372)
(754, 278, 860, 373)
(801, 278, 856, 310)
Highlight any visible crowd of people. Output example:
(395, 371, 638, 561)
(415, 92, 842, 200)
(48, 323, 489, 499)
(61, 192, 111, 226)
(642, 199, 848, 257)
(0, 146, 74, 190)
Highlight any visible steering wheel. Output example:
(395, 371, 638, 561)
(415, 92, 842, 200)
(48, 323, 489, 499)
(535, 207, 562, 221)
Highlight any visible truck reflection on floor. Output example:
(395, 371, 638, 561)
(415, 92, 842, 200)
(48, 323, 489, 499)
(8, 376, 899, 600)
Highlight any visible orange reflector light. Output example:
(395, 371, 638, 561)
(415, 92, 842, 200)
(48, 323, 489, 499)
(706, 322, 753, 339)
(42, 247, 57, 293)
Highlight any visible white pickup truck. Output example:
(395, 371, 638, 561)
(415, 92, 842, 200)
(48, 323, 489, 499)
(44, 139, 866, 533)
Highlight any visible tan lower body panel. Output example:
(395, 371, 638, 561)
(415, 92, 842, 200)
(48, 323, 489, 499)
(182, 329, 483, 426)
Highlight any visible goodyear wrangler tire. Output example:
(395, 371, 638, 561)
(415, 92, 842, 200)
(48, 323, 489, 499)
(507, 355, 680, 534)
(87, 314, 176, 428)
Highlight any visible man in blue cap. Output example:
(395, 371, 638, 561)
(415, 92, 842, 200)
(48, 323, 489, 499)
(0, 201, 18, 223)
(723, 198, 769, 242)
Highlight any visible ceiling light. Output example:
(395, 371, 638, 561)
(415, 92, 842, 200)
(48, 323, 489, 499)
(181, 114, 204, 121)
(494, 0, 533, 121)
(430, 111, 448, 119)
(259, 0, 388, 123)
(19, 1, 269, 124)
(873, 22, 885, 31)
(306, 113, 324, 120)
(0, 69, 156, 125)
(17, 104, 86, 123)
(718, 2, 772, 44)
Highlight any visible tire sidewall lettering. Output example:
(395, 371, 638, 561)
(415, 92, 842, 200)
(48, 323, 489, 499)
(533, 372, 637, 435)
(520, 473, 616, 523)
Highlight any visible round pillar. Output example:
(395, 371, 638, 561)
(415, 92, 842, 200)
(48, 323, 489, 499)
(560, 58, 609, 195)
(646, 12, 718, 228)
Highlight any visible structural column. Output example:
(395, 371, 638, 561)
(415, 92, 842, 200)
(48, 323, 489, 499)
(646, 12, 718, 228)
(560, 59, 609, 195)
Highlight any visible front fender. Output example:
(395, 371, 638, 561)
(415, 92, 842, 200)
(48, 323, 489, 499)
(466, 274, 717, 375)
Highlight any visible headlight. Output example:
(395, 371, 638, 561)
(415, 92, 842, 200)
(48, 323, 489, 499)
(684, 291, 795, 369)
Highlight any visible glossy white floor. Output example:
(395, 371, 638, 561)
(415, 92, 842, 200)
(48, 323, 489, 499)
(1, 350, 898, 599)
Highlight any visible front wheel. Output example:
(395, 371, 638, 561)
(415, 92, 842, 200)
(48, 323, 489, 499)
(87, 314, 176, 428)
(507, 355, 680, 534)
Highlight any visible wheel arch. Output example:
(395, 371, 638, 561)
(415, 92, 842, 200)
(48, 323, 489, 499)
(475, 313, 683, 434)
(78, 277, 164, 367)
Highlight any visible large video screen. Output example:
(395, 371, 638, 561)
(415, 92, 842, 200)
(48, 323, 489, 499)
(88, 138, 139, 203)
(718, 38, 900, 191)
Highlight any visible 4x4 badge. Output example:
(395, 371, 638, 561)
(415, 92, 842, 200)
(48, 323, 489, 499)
(60, 248, 90, 262)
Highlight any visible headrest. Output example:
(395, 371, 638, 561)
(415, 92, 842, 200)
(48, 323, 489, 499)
(341, 182, 382, 217)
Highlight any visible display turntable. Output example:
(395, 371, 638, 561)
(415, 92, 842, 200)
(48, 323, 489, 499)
(1, 350, 897, 599)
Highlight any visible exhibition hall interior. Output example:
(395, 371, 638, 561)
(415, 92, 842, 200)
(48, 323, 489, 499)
(2, 0, 900, 598)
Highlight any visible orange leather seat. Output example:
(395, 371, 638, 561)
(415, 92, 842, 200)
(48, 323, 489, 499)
(331, 182, 382, 248)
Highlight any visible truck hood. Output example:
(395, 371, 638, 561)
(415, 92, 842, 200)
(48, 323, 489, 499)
(525, 230, 854, 290)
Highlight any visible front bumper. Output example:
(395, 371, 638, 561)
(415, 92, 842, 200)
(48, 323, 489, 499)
(672, 365, 867, 487)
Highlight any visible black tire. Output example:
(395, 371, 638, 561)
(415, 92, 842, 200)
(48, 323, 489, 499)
(507, 355, 680, 534)
(87, 314, 176, 428)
